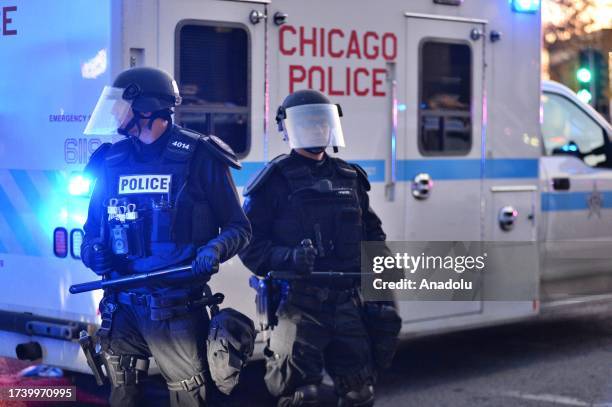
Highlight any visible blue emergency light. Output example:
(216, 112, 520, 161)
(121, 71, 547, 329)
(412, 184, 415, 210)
(511, 0, 540, 13)
(561, 144, 578, 153)
(68, 174, 92, 196)
(70, 229, 84, 259)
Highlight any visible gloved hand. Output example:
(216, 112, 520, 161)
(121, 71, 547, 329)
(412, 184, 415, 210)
(81, 239, 113, 276)
(192, 245, 221, 281)
(291, 244, 317, 274)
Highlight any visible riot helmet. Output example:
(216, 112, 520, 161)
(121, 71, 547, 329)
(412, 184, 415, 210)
(84, 67, 182, 137)
(275, 90, 345, 154)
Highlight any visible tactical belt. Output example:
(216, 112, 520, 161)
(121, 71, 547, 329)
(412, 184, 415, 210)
(116, 291, 206, 320)
(117, 292, 151, 307)
(167, 371, 206, 392)
(116, 291, 203, 307)
(289, 284, 357, 306)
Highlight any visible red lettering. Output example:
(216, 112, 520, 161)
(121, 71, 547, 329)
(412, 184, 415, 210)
(346, 31, 362, 59)
(279, 25, 296, 56)
(354, 68, 369, 96)
(372, 68, 386, 97)
(319, 27, 325, 57)
(308, 66, 325, 92)
(328, 66, 344, 96)
(345, 67, 351, 96)
(299, 26, 317, 57)
(289, 65, 306, 93)
(382, 33, 397, 61)
(3, 6, 17, 36)
(363, 31, 379, 60)
(327, 29, 345, 58)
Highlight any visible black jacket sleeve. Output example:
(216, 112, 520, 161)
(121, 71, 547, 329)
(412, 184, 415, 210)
(81, 171, 109, 270)
(239, 176, 293, 277)
(198, 154, 252, 263)
(358, 183, 387, 242)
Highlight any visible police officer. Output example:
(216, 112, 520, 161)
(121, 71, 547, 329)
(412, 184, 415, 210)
(240, 90, 399, 406)
(80, 66, 251, 407)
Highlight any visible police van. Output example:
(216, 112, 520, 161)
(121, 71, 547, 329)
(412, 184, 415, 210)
(1, 0, 611, 373)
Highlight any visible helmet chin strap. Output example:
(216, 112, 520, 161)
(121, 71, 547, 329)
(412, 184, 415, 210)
(305, 146, 326, 154)
(147, 109, 173, 129)
(117, 109, 173, 139)
(117, 110, 145, 138)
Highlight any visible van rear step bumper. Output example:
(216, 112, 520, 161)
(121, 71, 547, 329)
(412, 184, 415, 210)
(0, 310, 90, 340)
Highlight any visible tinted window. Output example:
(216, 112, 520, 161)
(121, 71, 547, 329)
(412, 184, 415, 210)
(542, 92, 608, 167)
(176, 24, 249, 156)
(419, 41, 472, 155)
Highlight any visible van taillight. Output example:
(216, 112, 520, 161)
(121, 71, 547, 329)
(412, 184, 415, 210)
(53, 228, 68, 258)
(70, 229, 84, 259)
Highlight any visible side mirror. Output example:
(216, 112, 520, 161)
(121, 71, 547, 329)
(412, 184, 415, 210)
(552, 140, 582, 159)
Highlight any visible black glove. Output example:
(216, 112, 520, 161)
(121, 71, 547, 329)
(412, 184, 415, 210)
(291, 244, 317, 274)
(192, 246, 221, 281)
(81, 239, 113, 276)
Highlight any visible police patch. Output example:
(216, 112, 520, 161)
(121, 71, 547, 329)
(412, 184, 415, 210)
(118, 174, 172, 194)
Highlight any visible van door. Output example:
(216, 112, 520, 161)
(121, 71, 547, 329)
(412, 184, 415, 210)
(540, 90, 612, 298)
(400, 14, 486, 321)
(157, 0, 267, 314)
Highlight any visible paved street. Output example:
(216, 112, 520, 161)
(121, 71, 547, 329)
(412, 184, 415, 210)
(4, 303, 612, 406)
(226, 302, 612, 406)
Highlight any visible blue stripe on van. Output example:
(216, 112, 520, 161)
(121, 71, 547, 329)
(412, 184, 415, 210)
(231, 158, 539, 186)
(0, 185, 40, 256)
(541, 191, 612, 212)
(230, 160, 387, 188)
(397, 159, 539, 181)
(10, 170, 43, 212)
(483, 159, 539, 179)
(230, 162, 266, 189)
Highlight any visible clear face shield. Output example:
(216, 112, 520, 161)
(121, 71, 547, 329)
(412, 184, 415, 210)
(282, 104, 345, 150)
(83, 86, 132, 136)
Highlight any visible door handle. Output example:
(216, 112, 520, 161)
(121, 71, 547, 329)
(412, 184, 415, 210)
(552, 177, 570, 191)
(499, 206, 518, 232)
(411, 173, 432, 200)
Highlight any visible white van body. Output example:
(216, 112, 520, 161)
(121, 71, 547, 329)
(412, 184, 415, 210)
(0, 0, 610, 373)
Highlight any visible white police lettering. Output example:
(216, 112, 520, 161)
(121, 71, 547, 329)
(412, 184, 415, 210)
(118, 175, 172, 194)
(171, 141, 191, 150)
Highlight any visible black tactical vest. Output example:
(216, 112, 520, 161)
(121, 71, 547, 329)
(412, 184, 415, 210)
(102, 127, 218, 273)
(272, 156, 364, 271)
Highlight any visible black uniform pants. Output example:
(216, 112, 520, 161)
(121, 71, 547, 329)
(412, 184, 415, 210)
(264, 288, 373, 399)
(102, 300, 209, 407)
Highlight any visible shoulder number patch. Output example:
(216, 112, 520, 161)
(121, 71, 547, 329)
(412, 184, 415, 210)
(118, 174, 172, 195)
(171, 140, 191, 151)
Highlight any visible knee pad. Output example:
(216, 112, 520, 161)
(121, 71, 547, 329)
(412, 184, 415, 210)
(101, 350, 149, 387)
(339, 384, 375, 407)
(280, 383, 338, 407)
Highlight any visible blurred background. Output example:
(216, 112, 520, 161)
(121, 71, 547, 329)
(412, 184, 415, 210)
(542, 0, 612, 121)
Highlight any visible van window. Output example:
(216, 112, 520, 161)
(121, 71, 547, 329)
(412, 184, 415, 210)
(176, 23, 249, 157)
(419, 41, 472, 156)
(542, 92, 608, 168)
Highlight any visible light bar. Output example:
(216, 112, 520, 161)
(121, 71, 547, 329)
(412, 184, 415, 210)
(70, 229, 84, 259)
(561, 144, 578, 153)
(53, 228, 68, 258)
(68, 173, 92, 196)
(511, 0, 540, 13)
